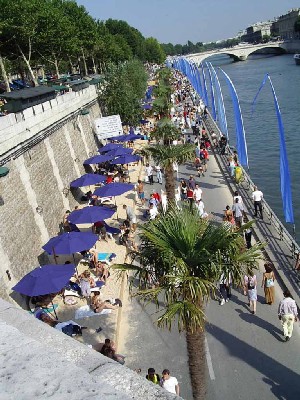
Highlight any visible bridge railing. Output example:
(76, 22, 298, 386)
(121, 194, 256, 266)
(203, 113, 300, 261)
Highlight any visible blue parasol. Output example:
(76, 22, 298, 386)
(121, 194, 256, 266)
(110, 155, 141, 165)
(98, 143, 123, 153)
(106, 147, 133, 157)
(70, 173, 106, 188)
(43, 232, 98, 255)
(93, 183, 134, 198)
(83, 154, 114, 165)
(68, 206, 115, 224)
(12, 264, 75, 297)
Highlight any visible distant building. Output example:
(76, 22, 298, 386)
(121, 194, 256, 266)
(241, 21, 273, 43)
(274, 8, 300, 40)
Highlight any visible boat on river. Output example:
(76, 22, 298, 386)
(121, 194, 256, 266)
(294, 54, 300, 65)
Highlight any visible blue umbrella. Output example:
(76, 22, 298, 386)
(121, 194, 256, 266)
(142, 104, 152, 110)
(70, 173, 106, 188)
(140, 119, 150, 124)
(110, 155, 141, 165)
(68, 206, 115, 224)
(125, 134, 144, 141)
(43, 232, 98, 255)
(98, 143, 123, 153)
(12, 264, 75, 297)
(83, 154, 113, 165)
(93, 183, 134, 198)
(106, 147, 133, 157)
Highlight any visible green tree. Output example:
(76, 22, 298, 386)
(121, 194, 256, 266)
(151, 118, 181, 144)
(144, 144, 195, 200)
(100, 60, 147, 125)
(114, 206, 263, 399)
(144, 37, 165, 63)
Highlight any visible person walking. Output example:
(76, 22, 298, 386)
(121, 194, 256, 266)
(145, 163, 154, 185)
(123, 204, 137, 232)
(219, 273, 232, 305)
(155, 165, 163, 184)
(244, 271, 257, 314)
(136, 179, 145, 205)
(278, 290, 298, 341)
(261, 263, 275, 305)
(252, 186, 263, 219)
(232, 198, 244, 227)
(160, 369, 180, 395)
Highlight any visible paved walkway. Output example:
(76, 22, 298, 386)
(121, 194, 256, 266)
(120, 142, 300, 400)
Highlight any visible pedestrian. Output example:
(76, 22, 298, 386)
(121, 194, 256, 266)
(196, 199, 205, 217)
(193, 184, 202, 202)
(160, 369, 180, 396)
(232, 198, 244, 226)
(252, 186, 263, 219)
(244, 271, 257, 314)
(243, 215, 252, 249)
(123, 204, 137, 232)
(278, 290, 298, 341)
(180, 179, 188, 201)
(155, 165, 163, 184)
(145, 163, 154, 185)
(188, 175, 196, 190)
(146, 368, 161, 385)
(136, 179, 145, 205)
(187, 187, 194, 210)
(261, 263, 275, 305)
(219, 273, 232, 305)
(233, 190, 243, 204)
(228, 157, 235, 177)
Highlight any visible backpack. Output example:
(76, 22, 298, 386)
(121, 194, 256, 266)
(265, 276, 274, 288)
(247, 277, 255, 290)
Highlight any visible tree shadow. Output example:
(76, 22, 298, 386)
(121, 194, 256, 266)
(206, 323, 300, 398)
(235, 308, 284, 342)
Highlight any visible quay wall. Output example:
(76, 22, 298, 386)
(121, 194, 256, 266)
(0, 89, 100, 302)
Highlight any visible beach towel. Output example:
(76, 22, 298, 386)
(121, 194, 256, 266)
(75, 305, 111, 320)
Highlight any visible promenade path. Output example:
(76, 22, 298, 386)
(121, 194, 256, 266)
(119, 140, 300, 400)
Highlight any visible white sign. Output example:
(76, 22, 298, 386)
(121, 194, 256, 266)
(94, 115, 123, 139)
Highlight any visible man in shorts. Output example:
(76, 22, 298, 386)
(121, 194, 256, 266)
(137, 180, 145, 205)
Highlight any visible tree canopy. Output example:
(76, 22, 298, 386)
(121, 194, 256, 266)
(0, 0, 165, 86)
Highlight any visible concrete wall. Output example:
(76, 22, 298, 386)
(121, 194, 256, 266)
(0, 298, 180, 400)
(0, 100, 100, 301)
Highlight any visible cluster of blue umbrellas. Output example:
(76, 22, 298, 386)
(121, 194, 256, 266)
(12, 137, 140, 304)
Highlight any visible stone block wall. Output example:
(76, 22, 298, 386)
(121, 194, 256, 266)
(0, 100, 102, 301)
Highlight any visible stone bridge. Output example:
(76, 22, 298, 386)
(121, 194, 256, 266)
(186, 41, 286, 63)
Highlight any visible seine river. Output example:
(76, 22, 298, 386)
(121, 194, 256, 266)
(208, 53, 300, 241)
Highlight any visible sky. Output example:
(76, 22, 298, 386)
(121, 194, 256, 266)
(76, 0, 298, 44)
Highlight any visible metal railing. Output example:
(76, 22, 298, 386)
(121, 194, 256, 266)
(203, 113, 300, 261)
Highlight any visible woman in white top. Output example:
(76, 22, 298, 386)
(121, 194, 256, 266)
(244, 271, 257, 314)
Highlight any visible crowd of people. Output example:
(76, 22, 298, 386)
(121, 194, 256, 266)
(29, 65, 299, 398)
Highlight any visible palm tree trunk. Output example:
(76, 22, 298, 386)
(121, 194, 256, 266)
(186, 328, 207, 400)
(164, 164, 175, 201)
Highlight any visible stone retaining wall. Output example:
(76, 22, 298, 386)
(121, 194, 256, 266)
(0, 103, 100, 301)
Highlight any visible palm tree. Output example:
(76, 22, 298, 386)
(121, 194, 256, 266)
(145, 143, 195, 200)
(113, 206, 264, 399)
(152, 118, 181, 145)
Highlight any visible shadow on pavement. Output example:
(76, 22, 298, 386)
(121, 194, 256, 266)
(207, 323, 300, 399)
(235, 308, 284, 342)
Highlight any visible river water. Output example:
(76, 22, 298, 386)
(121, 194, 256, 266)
(208, 53, 300, 242)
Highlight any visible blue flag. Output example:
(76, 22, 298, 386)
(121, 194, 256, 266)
(206, 62, 216, 121)
(200, 63, 209, 107)
(219, 68, 248, 168)
(209, 62, 228, 138)
(252, 74, 294, 224)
